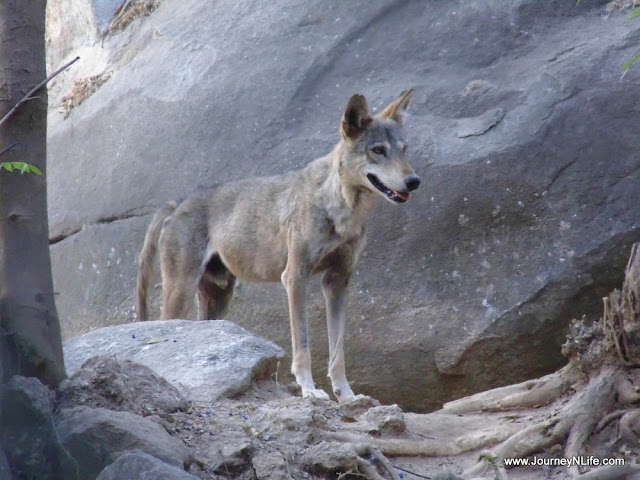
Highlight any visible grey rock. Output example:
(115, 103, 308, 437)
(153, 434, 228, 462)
(251, 397, 328, 443)
(48, 0, 640, 411)
(363, 404, 405, 433)
(302, 441, 358, 474)
(0, 376, 72, 480)
(96, 450, 199, 480)
(50, 215, 150, 339)
(57, 355, 189, 415)
(55, 406, 191, 480)
(63, 320, 285, 402)
(252, 451, 288, 480)
(455, 108, 505, 138)
(203, 431, 254, 474)
(337, 395, 380, 418)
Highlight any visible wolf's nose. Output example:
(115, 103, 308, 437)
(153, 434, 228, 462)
(405, 175, 421, 191)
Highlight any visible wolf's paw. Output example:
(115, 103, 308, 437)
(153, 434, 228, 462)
(337, 394, 381, 415)
(302, 387, 331, 401)
(339, 393, 375, 404)
(333, 384, 360, 403)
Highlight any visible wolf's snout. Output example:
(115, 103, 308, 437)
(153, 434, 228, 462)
(405, 175, 421, 192)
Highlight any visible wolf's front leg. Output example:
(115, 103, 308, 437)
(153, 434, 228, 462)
(321, 269, 358, 402)
(281, 264, 330, 401)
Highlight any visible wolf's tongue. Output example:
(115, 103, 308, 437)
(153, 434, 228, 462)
(395, 191, 409, 201)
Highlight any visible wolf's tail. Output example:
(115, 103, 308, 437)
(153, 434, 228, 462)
(136, 201, 177, 321)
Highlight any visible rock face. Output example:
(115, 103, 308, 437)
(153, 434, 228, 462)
(63, 320, 286, 401)
(47, 0, 640, 411)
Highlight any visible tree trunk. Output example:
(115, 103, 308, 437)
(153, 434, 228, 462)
(0, 0, 65, 387)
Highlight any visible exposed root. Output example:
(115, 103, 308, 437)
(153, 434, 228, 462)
(356, 457, 387, 480)
(574, 464, 640, 480)
(442, 362, 583, 414)
(352, 444, 401, 480)
(618, 409, 640, 443)
(374, 428, 511, 457)
(463, 367, 619, 478)
(614, 373, 640, 405)
(595, 410, 627, 433)
(465, 419, 560, 476)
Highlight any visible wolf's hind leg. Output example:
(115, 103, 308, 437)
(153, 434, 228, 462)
(158, 214, 207, 320)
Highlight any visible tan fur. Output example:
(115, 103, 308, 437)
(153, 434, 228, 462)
(136, 91, 420, 401)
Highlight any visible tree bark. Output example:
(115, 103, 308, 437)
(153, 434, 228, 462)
(0, 0, 66, 387)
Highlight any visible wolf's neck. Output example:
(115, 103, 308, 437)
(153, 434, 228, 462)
(319, 148, 377, 237)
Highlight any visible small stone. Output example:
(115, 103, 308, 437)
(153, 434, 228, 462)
(252, 451, 288, 480)
(363, 404, 406, 433)
(338, 394, 380, 417)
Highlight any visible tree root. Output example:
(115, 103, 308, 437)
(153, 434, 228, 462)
(465, 368, 618, 478)
(353, 443, 401, 480)
(562, 372, 617, 477)
(328, 425, 514, 459)
(574, 464, 640, 480)
(618, 409, 640, 444)
(442, 363, 583, 414)
(595, 410, 627, 433)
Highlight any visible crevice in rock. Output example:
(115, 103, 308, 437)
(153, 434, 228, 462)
(49, 209, 153, 245)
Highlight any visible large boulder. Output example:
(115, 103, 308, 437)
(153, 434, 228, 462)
(55, 406, 191, 480)
(47, 0, 640, 411)
(0, 376, 73, 479)
(96, 450, 200, 480)
(63, 319, 286, 401)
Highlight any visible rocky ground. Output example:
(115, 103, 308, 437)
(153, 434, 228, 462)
(4, 246, 640, 479)
(48, 356, 637, 480)
(19, 243, 629, 480)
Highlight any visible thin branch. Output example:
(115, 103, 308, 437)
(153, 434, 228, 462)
(0, 56, 80, 128)
(0, 142, 18, 157)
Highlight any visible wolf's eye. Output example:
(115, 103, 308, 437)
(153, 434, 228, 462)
(372, 146, 386, 156)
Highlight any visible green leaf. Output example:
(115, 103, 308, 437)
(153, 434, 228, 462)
(27, 164, 41, 175)
(630, 7, 640, 19)
(0, 161, 42, 175)
(622, 51, 640, 71)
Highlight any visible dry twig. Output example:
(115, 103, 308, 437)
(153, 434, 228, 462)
(0, 56, 79, 128)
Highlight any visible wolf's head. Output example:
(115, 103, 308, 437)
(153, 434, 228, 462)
(338, 90, 420, 204)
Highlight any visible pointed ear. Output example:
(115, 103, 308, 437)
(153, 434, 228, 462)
(340, 94, 372, 140)
(379, 88, 413, 125)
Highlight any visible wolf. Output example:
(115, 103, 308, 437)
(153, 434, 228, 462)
(136, 90, 420, 402)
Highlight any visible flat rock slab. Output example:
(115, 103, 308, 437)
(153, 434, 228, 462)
(63, 320, 286, 402)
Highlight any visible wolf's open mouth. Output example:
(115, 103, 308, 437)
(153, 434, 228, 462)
(367, 174, 409, 203)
